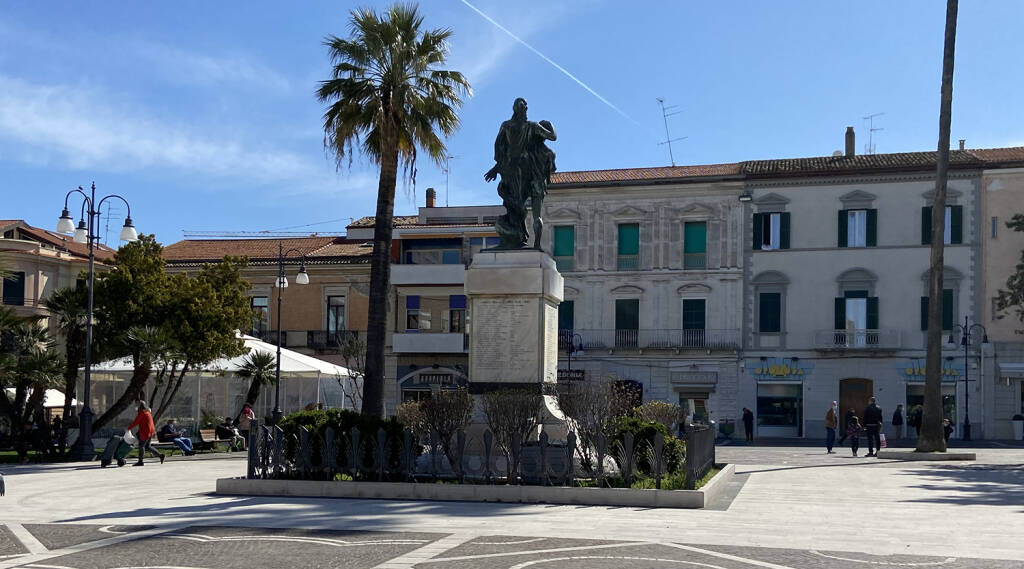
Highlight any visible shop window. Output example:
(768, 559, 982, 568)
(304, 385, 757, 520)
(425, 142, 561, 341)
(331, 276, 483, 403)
(679, 394, 709, 425)
(683, 222, 706, 269)
(906, 384, 956, 427)
(756, 384, 802, 428)
(752, 212, 790, 250)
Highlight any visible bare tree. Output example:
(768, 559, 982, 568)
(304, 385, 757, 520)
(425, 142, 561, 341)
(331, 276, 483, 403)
(635, 401, 683, 433)
(482, 389, 541, 470)
(337, 334, 365, 412)
(920, 0, 959, 453)
(396, 400, 428, 439)
(556, 377, 631, 472)
(420, 388, 474, 470)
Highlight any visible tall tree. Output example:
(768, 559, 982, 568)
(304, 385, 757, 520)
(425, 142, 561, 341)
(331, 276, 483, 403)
(920, 0, 959, 453)
(0, 314, 63, 459)
(317, 3, 470, 417)
(235, 350, 276, 420)
(42, 286, 88, 431)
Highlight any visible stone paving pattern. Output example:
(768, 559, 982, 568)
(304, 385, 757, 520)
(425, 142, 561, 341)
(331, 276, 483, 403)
(0, 526, 27, 558)
(21, 524, 152, 551)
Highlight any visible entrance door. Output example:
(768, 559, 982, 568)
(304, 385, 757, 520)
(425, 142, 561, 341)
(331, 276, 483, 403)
(839, 378, 873, 422)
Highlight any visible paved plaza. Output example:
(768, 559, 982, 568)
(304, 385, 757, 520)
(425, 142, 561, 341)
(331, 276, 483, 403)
(1, 445, 1022, 568)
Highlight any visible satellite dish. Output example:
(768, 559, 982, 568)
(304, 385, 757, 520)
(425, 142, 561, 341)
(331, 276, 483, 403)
(832, 150, 843, 157)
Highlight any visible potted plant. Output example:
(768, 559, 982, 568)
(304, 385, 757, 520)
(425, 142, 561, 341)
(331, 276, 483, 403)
(1012, 414, 1024, 441)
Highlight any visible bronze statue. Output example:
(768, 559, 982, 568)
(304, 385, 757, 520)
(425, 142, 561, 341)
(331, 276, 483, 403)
(484, 98, 557, 250)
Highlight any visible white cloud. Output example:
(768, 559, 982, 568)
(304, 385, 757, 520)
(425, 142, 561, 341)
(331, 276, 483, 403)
(0, 75, 319, 184)
(128, 41, 292, 92)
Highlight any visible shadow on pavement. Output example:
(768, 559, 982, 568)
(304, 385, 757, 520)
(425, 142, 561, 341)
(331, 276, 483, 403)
(898, 464, 1024, 510)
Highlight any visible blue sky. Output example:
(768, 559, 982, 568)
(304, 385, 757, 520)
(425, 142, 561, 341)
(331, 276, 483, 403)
(2, 1, 1022, 246)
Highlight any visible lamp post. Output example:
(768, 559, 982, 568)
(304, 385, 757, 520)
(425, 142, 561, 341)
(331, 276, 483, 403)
(56, 183, 138, 461)
(271, 242, 309, 425)
(946, 316, 988, 441)
(565, 333, 583, 371)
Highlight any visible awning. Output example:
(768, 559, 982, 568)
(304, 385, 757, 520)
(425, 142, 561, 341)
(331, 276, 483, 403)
(999, 362, 1024, 379)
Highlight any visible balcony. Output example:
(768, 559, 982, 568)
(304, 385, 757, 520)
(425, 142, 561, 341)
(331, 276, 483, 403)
(250, 329, 362, 351)
(814, 329, 901, 350)
(392, 332, 468, 354)
(683, 253, 706, 270)
(616, 254, 639, 271)
(391, 263, 466, 285)
(561, 329, 740, 351)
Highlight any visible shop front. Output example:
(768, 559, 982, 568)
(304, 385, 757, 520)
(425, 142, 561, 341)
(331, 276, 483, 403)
(747, 358, 813, 438)
(899, 359, 961, 439)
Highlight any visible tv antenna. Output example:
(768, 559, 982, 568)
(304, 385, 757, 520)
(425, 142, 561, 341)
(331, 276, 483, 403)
(442, 155, 458, 207)
(863, 112, 885, 155)
(101, 201, 123, 245)
(656, 97, 687, 166)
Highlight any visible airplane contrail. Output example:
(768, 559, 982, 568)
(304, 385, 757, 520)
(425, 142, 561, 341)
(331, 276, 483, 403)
(459, 0, 653, 136)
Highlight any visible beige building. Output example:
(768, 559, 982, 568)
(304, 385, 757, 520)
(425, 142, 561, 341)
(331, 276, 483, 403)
(975, 147, 1024, 439)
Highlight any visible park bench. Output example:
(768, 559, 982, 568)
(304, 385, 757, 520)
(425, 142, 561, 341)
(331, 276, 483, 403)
(195, 429, 233, 453)
(151, 440, 183, 456)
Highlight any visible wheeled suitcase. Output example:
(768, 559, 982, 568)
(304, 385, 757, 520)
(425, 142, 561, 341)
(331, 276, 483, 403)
(99, 435, 134, 467)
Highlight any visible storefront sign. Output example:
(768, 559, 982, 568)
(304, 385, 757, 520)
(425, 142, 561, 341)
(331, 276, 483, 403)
(418, 373, 456, 385)
(895, 359, 963, 383)
(746, 357, 813, 380)
(670, 371, 718, 386)
(557, 369, 585, 382)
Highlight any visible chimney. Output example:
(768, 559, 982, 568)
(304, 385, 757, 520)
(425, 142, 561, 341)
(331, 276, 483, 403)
(845, 127, 855, 157)
(958, 139, 965, 151)
(426, 188, 436, 208)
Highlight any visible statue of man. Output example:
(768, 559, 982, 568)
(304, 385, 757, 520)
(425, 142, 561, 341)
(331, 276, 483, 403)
(484, 98, 557, 250)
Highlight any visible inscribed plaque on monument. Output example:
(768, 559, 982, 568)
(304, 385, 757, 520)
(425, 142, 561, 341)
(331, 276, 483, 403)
(543, 302, 557, 383)
(471, 297, 539, 382)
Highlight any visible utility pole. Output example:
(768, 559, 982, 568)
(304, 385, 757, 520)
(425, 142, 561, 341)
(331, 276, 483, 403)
(656, 98, 687, 166)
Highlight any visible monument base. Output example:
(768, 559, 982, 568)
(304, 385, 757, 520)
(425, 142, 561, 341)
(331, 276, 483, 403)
(465, 249, 566, 437)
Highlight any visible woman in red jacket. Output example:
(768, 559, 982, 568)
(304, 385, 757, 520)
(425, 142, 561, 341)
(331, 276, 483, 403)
(128, 401, 165, 466)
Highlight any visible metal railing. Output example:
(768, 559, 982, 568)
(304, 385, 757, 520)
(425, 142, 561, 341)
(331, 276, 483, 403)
(566, 329, 740, 351)
(682, 253, 706, 270)
(246, 420, 717, 490)
(307, 330, 361, 350)
(616, 254, 639, 271)
(814, 329, 901, 349)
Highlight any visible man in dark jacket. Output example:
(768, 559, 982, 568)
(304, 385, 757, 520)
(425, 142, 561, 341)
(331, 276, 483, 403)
(891, 404, 904, 442)
(863, 397, 884, 457)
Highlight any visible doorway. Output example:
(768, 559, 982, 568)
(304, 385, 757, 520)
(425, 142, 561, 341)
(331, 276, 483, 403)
(839, 378, 874, 421)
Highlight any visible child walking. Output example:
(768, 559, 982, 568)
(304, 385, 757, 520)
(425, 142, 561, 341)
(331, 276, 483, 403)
(846, 415, 863, 457)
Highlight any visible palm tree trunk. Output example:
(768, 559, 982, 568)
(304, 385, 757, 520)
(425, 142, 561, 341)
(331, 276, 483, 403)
(919, 0, 958, 453)
(154, 361, 190, 422)
(362, 130, 400, 418)
(60, 342, 81, 440)
(92, 361, 152, 432)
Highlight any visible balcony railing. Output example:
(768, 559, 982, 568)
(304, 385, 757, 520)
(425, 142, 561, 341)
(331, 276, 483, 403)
(554, 255, 575, 272)
(683, 253, 706, 270)
(814, 329, 901, 350)
(561, 329, 740, 351)
(616, 254, 639, 271)
(307, 330, 361, 350)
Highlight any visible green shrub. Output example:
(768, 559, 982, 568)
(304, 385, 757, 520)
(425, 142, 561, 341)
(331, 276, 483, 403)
(612, 416, 684, 475)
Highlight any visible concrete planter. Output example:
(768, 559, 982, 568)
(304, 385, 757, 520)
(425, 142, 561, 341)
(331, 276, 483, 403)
(216, 463, 734, 509)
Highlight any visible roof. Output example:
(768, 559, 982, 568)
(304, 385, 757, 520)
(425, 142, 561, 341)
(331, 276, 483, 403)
(967, 147, 1024, 166)
(162, 236, 372, 265)
(348, 215, 419, 228)
(550, 163, 741, 185)
(740, 150, 984, 177)
(0, 219, 116, 261)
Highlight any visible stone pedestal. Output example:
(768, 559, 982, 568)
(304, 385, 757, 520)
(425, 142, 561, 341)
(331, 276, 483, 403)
(465, 249, 566, 435)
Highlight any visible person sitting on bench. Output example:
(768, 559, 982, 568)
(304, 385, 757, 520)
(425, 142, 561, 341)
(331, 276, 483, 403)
(216, 418, 246, 451)
(158, 419, 195, 456)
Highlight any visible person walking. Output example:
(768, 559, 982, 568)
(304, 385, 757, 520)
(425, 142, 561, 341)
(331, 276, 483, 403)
(158, 419, 195, 456)
(127, 401, 165, 466)
(891, 404, 904, 443)
(825, 401, 838, 454)
(741, 408, 754, 442)
(847, 416, 864, 457)
(862, 397, 883, 457)
(837, 408, 856, 446)
(943, 418, 954, 441)
(910, 406, 923, 437)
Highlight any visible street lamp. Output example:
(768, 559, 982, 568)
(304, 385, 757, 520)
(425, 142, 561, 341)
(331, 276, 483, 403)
(271, 242, 309, 425)
(565, 332, 584, 371)
(56, 183, 138, 461)
(946, 316, 989, 441)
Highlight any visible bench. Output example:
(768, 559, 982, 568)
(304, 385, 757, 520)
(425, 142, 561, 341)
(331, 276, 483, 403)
(152, 441, 183, 456)
(196, 429, 234, 453)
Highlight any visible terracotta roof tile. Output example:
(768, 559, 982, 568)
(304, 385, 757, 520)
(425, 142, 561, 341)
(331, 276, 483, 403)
(347, 215, 419, 228)
(1, 221, 115, 261)
(551, 163, 741, 185)
(162, 236, 371, 265)
(740, 150, 984, 176)
(967, 146, 1024, 165)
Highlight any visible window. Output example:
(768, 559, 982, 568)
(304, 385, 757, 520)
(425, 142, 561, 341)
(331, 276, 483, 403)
(448, 295, 466, 333)
(405, 295, 420, 331)
(834, 290, 879, 346)
(617, 223, 640, 270)
(921, 205, 963, 245)
(682, 298, 706, 347)
(2, 271, 25, 306)
(759, 292, 782, 333)
(614, 298, 639, 347)
(557, 300, 574, 331)
(403, 238, 462, 264)
(752, 212, 790, 250)
(683, 222, 707, 269)
(2, 229, 13, 239)
(920, 289, 954, 331)
(468, 236, 501, 260)
(327, 295, 346, 334)
(250, 296, 268, 336)
(838, 209, 877, 248)
(553, 226, 575, 271)
(757, 384, 802, 429)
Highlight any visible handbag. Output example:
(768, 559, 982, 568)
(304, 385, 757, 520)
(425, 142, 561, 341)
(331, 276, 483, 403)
(879, 433, 887, 448)
(122, 429, 138, 446)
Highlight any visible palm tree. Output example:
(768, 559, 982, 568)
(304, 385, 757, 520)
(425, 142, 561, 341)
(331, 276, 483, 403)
(235, 350, 276, 420)
(43, 286, 87, 435)
(317, 3, 470, 417)
(920, 0, 959, 453)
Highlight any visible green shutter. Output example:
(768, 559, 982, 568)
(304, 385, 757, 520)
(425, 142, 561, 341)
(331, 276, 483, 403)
(553, 226, 574, 257)
(759, 292, 781, 333)
(942, 289, 954, 330)
(752, 213, 763, 250)
(834, 298, 845, 330)
(618, 224, 639, 255)
(867, 297, 879, 329)
(838, 210, 848, 248)
(920, 296, 929, 331)
(950, 206, 963, 244)
(684, 222, 707, 253)
(615, 298, 639, 330)
(780, 212, 791, 249)
(866, 209, 878, 247)
(922, 206, 932, 244)
(558, 300, 575, 330)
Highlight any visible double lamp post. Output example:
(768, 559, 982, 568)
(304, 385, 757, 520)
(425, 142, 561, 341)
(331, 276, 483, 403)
(946, 316, 988, 442)
(56, 183, 138, 461)
(270, 242, 308, 425)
